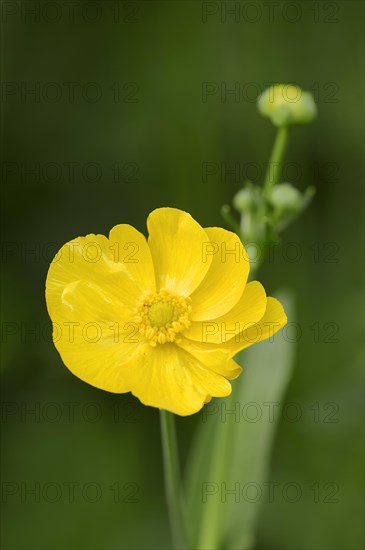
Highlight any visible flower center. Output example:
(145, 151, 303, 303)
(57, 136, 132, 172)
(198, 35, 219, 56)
(135, 289, 192, 346)
(147, 301, 175, 328)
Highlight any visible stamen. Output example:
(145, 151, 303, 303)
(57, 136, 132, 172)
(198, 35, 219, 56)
(134, 288, 192, 346)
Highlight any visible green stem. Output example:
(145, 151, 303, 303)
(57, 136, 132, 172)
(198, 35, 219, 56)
(196, 410, 234, 549)
(263, 125, 291, 196)
(247, 125, 291, 275)
(160, 410, 189, 550)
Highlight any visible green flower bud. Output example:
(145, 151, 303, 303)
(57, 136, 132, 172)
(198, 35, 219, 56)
(258, 84, 317, 127)
(268, 183, 302, 215)
(233, 187, 256, 212)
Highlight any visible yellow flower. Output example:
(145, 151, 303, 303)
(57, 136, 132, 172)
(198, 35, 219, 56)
(46, 208, 287, 416)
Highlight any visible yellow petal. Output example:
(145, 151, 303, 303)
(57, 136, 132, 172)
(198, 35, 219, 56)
(189, 227, 249, 321)
(184, 281, 267, 344)
(108, 224, 156, 292)
(51, 280, 145, 393)
(222, 297, 287, 356)
(46, 228, 154, 318)
(129, 343, 232, 416)
(147, 208, 212, 296)
(176, 336, 243, 380)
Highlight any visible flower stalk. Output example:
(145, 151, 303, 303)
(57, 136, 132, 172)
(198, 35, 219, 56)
(160, 410, 189, 550)
(263, 125, 291, 196)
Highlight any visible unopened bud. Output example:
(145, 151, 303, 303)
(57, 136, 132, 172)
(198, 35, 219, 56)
(233, 184, 262, 214)
(258, 84, 317, 126)
(268, 183, 302, 215)
(233, 188, 255, 212)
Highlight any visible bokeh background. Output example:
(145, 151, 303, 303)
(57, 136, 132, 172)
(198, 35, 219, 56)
(1, 1, 364, 549)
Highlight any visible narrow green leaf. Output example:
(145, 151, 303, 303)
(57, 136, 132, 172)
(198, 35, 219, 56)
(185, 289, 296, 550)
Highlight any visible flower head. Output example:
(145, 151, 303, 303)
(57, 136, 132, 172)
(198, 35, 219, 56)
(258, 84, 317, 126)
(46, 208, 286, 416)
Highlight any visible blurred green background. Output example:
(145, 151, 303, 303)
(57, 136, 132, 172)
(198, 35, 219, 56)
(1, 1, 364, 549)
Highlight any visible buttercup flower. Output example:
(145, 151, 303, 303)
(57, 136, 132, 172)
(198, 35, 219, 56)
(46, 208, 287, 416)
